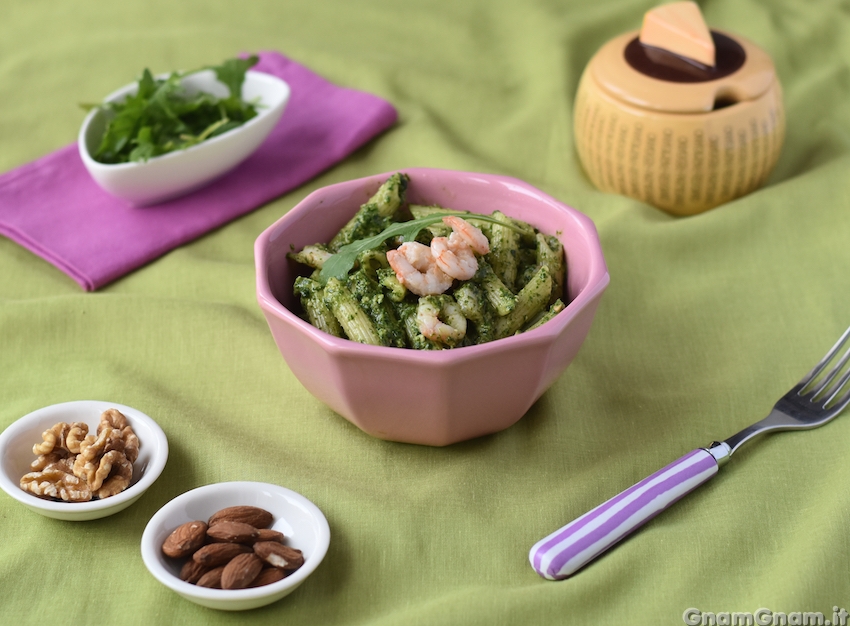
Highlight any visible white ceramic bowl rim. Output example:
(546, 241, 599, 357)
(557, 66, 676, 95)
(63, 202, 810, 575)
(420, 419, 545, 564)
(140, 481, 330, 604)
(256, 168, 610, 362)
(79, 70, 289, 171)
(0, 400, 168, 514)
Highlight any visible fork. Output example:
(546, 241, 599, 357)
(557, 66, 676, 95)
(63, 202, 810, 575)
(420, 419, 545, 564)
(529, 325, 850, 580)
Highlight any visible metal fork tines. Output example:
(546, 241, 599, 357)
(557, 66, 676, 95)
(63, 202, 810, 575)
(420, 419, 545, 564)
(530, 324, 850, 581)
(720, 325, 850, 457)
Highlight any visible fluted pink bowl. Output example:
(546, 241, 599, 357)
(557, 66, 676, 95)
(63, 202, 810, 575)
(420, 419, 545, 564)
(254, 168, 609, 446)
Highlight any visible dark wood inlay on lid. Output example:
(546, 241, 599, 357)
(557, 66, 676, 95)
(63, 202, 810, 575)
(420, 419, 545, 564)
(624, 31, 746, 83)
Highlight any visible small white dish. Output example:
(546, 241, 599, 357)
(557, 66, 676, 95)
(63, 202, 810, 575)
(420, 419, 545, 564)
(78, 69, 291, 206)
(0, 400, 168, 521)
(140, 481, 330, 611)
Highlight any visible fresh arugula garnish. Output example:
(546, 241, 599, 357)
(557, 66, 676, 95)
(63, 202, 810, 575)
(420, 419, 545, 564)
(319, 212, 521, 283)
(211, 57, 259, 98)
(84, 55, 260, 164)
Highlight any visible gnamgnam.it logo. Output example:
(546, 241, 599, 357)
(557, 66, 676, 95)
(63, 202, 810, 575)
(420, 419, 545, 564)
(683, 607, 849, 626)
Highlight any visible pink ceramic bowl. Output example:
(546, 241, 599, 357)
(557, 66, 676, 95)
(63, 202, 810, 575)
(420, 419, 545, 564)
(254, 169, 609, 446)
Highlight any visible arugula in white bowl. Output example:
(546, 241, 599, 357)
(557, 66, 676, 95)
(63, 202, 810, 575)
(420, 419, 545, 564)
(82, 56, 260, 164)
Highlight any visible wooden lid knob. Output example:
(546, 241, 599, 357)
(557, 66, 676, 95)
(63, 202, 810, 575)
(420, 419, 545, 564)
(640, 1, 715, 67)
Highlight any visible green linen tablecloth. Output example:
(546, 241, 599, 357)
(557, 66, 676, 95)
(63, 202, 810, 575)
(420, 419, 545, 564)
(2, 1, 849, 624)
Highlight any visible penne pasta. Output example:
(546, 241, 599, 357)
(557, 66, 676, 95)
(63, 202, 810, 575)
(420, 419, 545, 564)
(494, 265, 552, 339)
(487, 210, 520, 291)
(293, 277, 344, 338)
(287, 244, 332, 269)
(474, 260, 516, 317)
(323, 277, 383, 346)
(535, 233, 565, 305)
(329, 173, 408, 251)
(289, 174, 569, 349)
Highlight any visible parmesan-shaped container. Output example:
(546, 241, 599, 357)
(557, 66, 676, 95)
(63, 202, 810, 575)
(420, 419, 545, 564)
(574, 1, 784, 215)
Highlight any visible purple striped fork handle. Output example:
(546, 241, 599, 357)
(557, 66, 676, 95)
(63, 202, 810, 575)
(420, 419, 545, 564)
(529, 448, 719, 580)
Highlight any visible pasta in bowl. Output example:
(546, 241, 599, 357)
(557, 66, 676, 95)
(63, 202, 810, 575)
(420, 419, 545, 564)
(288, 173, 568, 349)
(254, 168, 609, 446)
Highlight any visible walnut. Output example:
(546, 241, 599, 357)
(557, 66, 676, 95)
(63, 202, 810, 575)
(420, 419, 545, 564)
(100, 409, 139, 464)
(44, 456, 76, 474)
(121, 429, 140, 464)
(73, 446, 131, 489)
(31, 422, 91, 471)
(32, 422, 72, 456)
(99, 408, 129, 431)
(77, 426, 124, 464)
(73, 440, 134, 497)
(20, 466, 92, 502)
(30, 449, 71, 471)
(74, 450, 110, 491)
(94, 451, 133, 499)
(74, 409, 139, 464)
(66, 422, 90, 454)
(20, 412, 139, 502)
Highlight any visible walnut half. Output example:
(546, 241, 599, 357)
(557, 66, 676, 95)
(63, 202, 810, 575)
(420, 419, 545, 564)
(20, 466, 93, 502)
(20, 409, 139, 503)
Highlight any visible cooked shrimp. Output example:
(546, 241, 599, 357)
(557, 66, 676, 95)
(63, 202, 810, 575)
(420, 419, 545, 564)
(417, 296, 467, 346)
(441, 216, 490, 255)
(386, 242, 454, 296)
(430, 216, 490, 280)
(431, 234, 479, 280)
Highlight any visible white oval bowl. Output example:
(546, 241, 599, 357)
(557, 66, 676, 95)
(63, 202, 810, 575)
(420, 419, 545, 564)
(140, 481, 330, 611)
(0, 400, 168, 521)
(78, 69, 291, 206)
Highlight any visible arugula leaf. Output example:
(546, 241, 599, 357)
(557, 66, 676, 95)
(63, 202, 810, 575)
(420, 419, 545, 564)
(136, 69, 158, 100)
(95, 95, 146, 160)
(83, 56, 260, 164)
(319, 213, 521, 283)
(210, 55, 259, 98)
(127, 126, 156, 162)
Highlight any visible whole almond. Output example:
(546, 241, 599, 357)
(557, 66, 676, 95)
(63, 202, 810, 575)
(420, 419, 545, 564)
(208, 506, 273, 529)
(179, 560, 210, 584)
(254, 528, 285, 544)
(193, 542, 253, 567)
(253, 542, 305, 571)
(249, 567, 287, 587)
(206, 521, 259, 544)
(162, 521, 208, 558)
(196, 566, 225, 589)
(221, 553, 263, 590)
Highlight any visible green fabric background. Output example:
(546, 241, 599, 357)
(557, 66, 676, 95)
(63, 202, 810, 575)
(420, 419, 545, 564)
(2, 0, 849, 624)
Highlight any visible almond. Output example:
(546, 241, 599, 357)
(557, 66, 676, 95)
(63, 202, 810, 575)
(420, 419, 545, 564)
(249, 567, 287, 587)
(208, 505, 273, 529)
(196, 566, 225, 589)
(179, 560, 210, 584)
(254, 528, 285, 544)
(193, 542, 252, 567)
(253, 542, 305, 571)
(206, 521, 260, 544)
(162, 521, 208, 558)
(221, 553, 263, 589)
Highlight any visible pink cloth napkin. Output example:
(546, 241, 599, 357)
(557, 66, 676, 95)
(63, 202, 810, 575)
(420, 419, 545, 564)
(0, 51, 397, 290)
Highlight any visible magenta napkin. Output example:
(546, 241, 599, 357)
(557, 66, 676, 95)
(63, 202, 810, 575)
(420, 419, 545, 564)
(0, 51, 397, 291)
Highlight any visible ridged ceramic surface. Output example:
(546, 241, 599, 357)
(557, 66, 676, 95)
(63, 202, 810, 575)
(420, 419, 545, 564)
(574, 74, 784, 215)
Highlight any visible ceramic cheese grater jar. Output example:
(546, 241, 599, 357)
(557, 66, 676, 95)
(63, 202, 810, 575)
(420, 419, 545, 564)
(573, 1, 784, 216)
